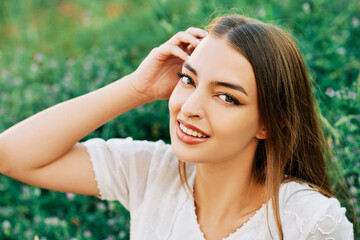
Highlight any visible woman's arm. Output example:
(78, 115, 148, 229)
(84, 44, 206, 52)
(0, 27, 207, 196)
(0, 75, 151, 195)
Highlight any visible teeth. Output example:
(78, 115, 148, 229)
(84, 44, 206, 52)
(179, 123, 207, 138)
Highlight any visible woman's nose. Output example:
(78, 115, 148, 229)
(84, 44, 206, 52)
(181, 89, 205, 119)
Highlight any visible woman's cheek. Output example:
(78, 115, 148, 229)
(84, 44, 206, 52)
(168, 84, 190, 113)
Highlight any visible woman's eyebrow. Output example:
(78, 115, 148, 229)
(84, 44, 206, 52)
(183, 62, 197, 75)
(183, 62, 248, 96)
(210, 81, 248, 96)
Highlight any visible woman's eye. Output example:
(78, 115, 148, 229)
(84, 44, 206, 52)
(219, 94, 240, 105)
(177, 72, 195, 86)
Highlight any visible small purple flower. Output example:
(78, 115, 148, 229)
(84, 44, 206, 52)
(25, 229, 34, 237)
(349, 186, 357, 195)
(258, 9, 265, 17)
(2, 220, 11, 229)
(66, 193, 75, 200)
(44, 217, 60, 225)
(97, 202, 106, 211)
(105, 235, 115, 240)
(108, 202, 115, 211)
(345, 135, 353, 142)
(34, 216, 41, 224)
(302, 2, 310, 11)
(336, 47, 346, 55)
(84, 230, 92, 237)
(118, 231, 126, 238)
(22, 185, 30, 198)
(34, 53, 44, 62)
(352, 17, 359, 27)
(348, 91, 356, 99)
(325, 88, 335, 97)
(349, 198, 357, 204)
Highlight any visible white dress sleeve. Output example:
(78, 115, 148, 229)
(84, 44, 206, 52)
(306, 197, 354, 239)
(81, 137, 173, 212)
(280, 182, 354, 240)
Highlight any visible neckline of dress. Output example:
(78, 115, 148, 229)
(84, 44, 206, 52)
(189, 196, 267, 240)
(186, 171, 269, 240)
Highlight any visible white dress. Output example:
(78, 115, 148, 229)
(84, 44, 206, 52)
(82, 137, 354, 240)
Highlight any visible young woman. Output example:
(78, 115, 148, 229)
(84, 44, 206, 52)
(0, 14, 354, 239)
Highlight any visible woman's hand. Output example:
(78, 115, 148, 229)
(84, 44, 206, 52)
(129, 27, 208, 101)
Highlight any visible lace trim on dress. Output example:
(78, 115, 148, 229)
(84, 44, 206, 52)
(308, 213, 346, 239)
(190, 196, 267, 240)
(221, 203, 266, 240)
(83, 142, 104, 199)
(283, 203, 350, 239)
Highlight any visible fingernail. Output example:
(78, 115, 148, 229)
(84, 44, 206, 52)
(195, 39, 200, 44)
(187, 56, 190, 60)
(202, 31, 208, 37)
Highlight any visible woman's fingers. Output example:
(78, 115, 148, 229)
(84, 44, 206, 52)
(185, 27, 208, 38)
(157, 27, 208, 61)
(160, 44, 189, 62)
(169, 31, 200, 48)
(169, 28, 207, 48)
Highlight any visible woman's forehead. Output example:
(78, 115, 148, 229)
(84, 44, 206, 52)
(186, 36, 257, 97)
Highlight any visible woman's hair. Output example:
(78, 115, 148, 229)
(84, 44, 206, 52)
(178, 14, 332, 239)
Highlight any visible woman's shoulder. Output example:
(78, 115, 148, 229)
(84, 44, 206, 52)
(279, 181, 354, 239)
(280, 181, 330, 205)
(83, 137, 173, 162)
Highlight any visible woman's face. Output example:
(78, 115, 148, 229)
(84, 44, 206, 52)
(169, 36, 265, 164)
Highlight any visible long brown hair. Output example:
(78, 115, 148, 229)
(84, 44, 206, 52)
(178, 14, 332, 239)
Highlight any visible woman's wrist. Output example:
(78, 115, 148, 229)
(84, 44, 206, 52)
(122, 72, 157, 104)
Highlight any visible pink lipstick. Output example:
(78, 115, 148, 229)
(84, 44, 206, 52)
(176, 121, 209, 145)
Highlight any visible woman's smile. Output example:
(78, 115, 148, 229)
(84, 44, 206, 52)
(176, 120, 210, 145)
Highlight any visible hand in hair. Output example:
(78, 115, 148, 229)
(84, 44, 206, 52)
(129, 27, 207, 101)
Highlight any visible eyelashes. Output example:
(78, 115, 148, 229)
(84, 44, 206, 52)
(218, 93, 241, 105)
(176, 72, 241, 106)
(176, 72, 188, 78)
(177, 72, 194, 86)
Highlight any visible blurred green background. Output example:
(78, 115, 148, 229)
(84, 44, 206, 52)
(0, 0, 359, 239)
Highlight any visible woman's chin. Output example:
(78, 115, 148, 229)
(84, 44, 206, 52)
(170, 142, 208, 164)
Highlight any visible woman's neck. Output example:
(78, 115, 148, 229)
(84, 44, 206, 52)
(193, 154, 266, 226)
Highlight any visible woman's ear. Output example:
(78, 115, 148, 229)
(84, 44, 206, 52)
(255, 125, 267, 140)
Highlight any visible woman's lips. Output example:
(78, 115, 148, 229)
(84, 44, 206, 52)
(177, 119, 209, 137)
(176, 121, 210, 145)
